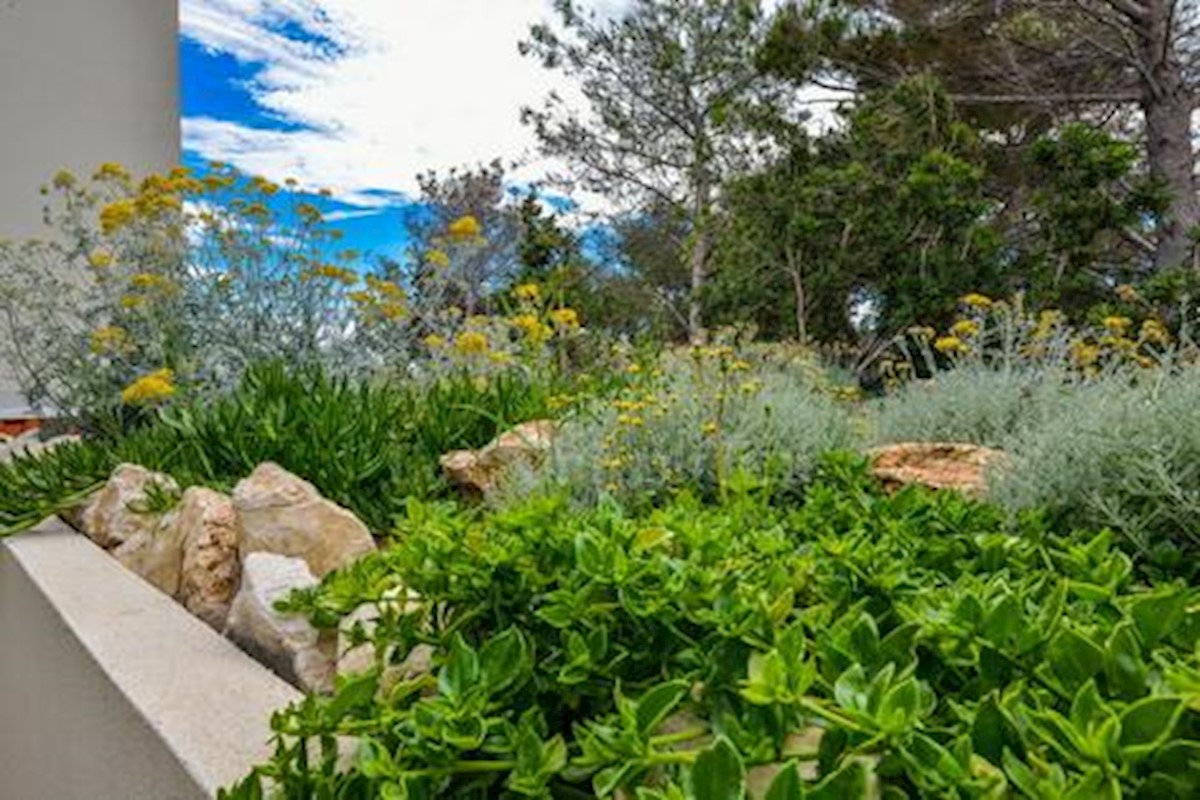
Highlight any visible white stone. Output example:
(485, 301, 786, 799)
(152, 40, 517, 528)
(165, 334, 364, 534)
(223, 553, 335, 694)
(233, 463, 376, 578)
(112, 514, 186, 597)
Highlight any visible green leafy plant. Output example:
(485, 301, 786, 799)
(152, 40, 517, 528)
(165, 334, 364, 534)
(224, 457, 1200, 798)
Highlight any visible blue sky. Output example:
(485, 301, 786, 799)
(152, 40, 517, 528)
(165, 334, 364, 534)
(179, 1, 620, 261)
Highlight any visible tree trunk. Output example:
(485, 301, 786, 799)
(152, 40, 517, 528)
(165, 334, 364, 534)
(786, 250, 808, 343)
(688, 180, 713, 345)
(1139, 2, 1199, 271)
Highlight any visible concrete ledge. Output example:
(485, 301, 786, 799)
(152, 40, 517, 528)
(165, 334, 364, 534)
(1, 519, 301, 799)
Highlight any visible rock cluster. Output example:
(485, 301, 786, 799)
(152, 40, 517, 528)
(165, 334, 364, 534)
(74, 461, 378, 693)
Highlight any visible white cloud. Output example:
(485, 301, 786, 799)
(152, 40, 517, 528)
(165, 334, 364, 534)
(182, 0, 595, 207)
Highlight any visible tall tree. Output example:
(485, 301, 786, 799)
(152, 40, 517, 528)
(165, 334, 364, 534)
(766, 0, 1200, 271)
(521, 0, 786, 342)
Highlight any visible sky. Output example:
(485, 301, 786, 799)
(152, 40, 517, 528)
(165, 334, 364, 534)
(179, 1, 816, 261)
(180, 0, 638, 259)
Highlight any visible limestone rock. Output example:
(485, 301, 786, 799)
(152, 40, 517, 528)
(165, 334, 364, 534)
(175, 487, 242, 630)
(112, 514, 187, 596)
(78, 464, 179, 550)
(233, 463, 376, 578)
(440, 420, 557, 495)
(223, 553, 335, 693)
(868, 442, 1007, 497)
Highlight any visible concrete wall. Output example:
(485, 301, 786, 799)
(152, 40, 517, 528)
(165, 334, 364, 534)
(0, 520, 300, 799)
(0, 0, 181, 415)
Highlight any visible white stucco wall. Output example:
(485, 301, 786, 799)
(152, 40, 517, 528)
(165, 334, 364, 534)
(0, 520, 301, 799)
(0, 0, 181, 415)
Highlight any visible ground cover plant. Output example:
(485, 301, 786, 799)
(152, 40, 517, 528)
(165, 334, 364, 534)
(222, 457, 1200, 798)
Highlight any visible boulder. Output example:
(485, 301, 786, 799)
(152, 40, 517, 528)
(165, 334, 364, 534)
(78, 464, 179, 550)
(223, 553, 335, 694)
(112, 514, 187, 597)
(175, 487, 242, 630)
(868, 442, 1007, 497)
(440, 420, 557, 495)
(233, 463, 376, 578)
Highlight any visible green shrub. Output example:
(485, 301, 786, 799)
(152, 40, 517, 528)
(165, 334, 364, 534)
(224, 456, 1200, 798)
(0, 362, 581, 535)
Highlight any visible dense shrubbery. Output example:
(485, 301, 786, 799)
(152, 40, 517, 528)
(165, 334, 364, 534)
(223, 458, 1200, 798)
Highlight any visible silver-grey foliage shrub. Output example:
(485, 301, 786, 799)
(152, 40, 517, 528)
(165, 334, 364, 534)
(988, 367, 1200, 563)
(503, 350, 857, 507)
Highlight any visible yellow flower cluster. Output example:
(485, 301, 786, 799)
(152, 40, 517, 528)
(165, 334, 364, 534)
(515, 283, 541, 303)
(454, 330, 490, 356)
(934, 336, 968, 354)
(301, 264, 358, 285)
(960, 293, 993, 309)
(447, 215, 483, 241)
(121, 368, 176, 405)
(511, 313, 552, 343)
(550, 307, 580, 331)
(88, 249, 114, 269)
(89, 326, 130, 355)
(426, 249, 451, 269)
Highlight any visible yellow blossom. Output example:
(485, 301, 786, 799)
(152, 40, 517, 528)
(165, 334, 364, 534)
(511, 313, 552, 342)
(423, 334, 447, 349)
(907, 326, 936, 341)
(617, 414, 645, 427)
(515, 283, 541, 303)
(960, 293, 993, 309)
(934, 336, 967, 354)
(88, 249, 114, 269)
(100, 200, 138, 234)
(1115, 284, 1140, 303)
(120, 368, 176, 405)
(950, 319, 981, 338)
(93, 162, 131, 183)
(1140, 319, 1170, 346)
(129, 273, 176, 292)
(366, 276, 405, 300)
(1102, 316, 1132, 333)
(426, 249, 451, 269)
(52, 170, 77, 190)
(447, 215, 483, 240)
(1070, 340, 1102, 367)
(89, 326, 130, 355)
(701, 420, 720, 436)
(549, 307, 580, 331)
(119, 295, 145, 310)
(301, 264, 358, 284)
(454, 331, 490, 355)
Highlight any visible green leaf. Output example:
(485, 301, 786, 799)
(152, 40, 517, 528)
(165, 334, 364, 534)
(1127, 587, 1188, 648)
(763, 762, 804, 800)
(438, 634, 480, 700)
(1047, 627, 1104, 692)
(480, 626, 529, 695)
(808, 758, 873, 800)
(691, 737, 746, 800)
(1119, 696, 1184, 760)
(636, 680, 690, 736)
